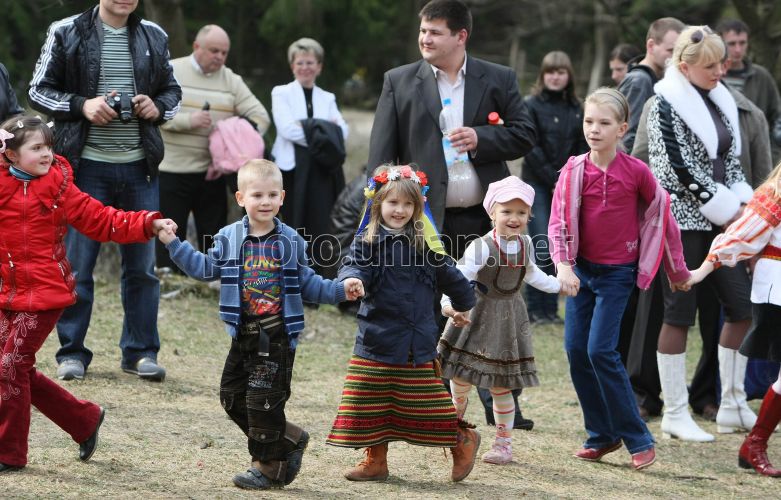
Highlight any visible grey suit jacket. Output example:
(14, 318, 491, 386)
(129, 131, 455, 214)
(367, 56, 536, 227)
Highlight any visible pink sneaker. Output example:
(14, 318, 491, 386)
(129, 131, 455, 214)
(482, 438, 512, 465)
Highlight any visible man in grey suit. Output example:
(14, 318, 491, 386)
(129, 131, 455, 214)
(368, 0, 535, 259)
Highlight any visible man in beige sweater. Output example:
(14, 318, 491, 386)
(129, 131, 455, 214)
(157, 24, 270, 269)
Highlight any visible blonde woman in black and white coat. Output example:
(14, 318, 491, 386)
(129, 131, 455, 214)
(646, 25, 756, 443)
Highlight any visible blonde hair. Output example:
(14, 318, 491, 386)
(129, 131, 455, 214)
(362, 165, 426, 253)
(237, 159, 283, 191)
(763, 161, 781, 197)
(584, 87, 629, 123)
(672, 25, 725, 68)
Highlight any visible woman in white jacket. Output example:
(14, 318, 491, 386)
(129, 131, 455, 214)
(271, 38, 349, 275)
(645, 26, 756, 442)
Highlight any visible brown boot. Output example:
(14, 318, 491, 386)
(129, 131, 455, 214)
(738, 387, 781, 477)
(451, 420, 481, 482)
(344, 442, 389, 481)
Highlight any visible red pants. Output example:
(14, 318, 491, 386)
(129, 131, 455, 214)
(0, 309, 101, 467)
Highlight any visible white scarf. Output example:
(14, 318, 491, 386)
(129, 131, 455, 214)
(653, 64, 741, 159)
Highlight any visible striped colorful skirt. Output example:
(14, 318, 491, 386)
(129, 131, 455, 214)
(326, 355, 458, 448)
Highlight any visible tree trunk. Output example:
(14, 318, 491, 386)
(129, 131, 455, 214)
(143, 0, 188, 58)
(731, 0, 781, 81)
(587, 2, 607, 94)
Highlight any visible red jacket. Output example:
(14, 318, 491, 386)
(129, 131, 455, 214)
(0, 155, 161, 311)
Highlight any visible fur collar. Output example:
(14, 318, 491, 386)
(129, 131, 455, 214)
(654, 65, 741, 159)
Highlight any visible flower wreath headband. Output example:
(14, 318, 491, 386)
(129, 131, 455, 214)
(356, 165, 447, 255)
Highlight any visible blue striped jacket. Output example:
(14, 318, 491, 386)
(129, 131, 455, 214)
(165, 216, 346, 348)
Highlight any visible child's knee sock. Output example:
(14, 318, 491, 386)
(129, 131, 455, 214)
(450, 378, 472, 419)
(490, 387, 515, 439)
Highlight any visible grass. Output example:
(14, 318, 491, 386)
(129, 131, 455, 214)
(1, 274, 779, 498)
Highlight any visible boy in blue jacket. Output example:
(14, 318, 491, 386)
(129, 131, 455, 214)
(159, 159, 363, 490)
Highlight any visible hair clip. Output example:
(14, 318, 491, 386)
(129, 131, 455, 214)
(0, 129, 14, 154)
(16, 120, 23, 129)
(47, 121, 54, 128)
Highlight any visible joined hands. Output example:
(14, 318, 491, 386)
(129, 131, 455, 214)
(343, 278, 365, 301)
(442, 305, 471, 328)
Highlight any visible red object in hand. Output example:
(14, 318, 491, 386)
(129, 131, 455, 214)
(488, 112, 503, 125)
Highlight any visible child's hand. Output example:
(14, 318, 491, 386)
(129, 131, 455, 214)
(343, 278, 364, 301)
(556, 263, 580, 296)
(669, 279, 692, 292)
(450, 310, 471, 328)
(442, 305, 470, 327)
(559, 284, 578, 297)
(152, 218, 178, 236)
(686, 261, 715, 287)
(157, 226, 177, 245)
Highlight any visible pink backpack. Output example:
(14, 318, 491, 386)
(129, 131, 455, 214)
(207, 116, 264, 180)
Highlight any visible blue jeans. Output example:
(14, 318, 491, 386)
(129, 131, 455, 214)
(525, 182, 557, 316)
(564, 258, 654, 453)
(55, 158, 160, 369)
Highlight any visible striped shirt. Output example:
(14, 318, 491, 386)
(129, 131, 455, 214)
(82, 23, 144, 163)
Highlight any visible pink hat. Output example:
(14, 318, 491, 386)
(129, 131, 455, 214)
(483, 176, 535, 214)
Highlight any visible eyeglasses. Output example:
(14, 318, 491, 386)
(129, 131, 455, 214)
(689, 26, 713, 44)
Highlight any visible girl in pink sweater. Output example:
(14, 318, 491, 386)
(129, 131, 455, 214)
(548, 88, 690, 470)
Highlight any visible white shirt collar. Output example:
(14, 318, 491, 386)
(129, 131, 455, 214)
(430, 54, 467, 80)
(190, 54, 216, 77)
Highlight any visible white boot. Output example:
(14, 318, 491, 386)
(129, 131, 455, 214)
(716, 345, 758, 433)
(657, 352, 715, 442)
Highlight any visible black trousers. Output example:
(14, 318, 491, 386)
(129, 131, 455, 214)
(219, 318, 297, 463)
(442, 204, 492, 260)
(156, 171, 227, 269)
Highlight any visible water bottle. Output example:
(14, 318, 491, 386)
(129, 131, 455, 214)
(439, 98, 480, 206)
(439, 98, 468, 167)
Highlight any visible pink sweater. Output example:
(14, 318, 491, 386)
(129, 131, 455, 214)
(548, 152, 690, 289)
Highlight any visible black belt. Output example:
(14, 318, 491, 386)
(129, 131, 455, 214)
(239, 314, 283, 356)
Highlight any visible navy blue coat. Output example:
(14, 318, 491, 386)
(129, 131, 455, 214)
(338, 229, 475, 364)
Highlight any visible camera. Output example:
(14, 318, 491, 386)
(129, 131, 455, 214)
(105, 93, 134, 124)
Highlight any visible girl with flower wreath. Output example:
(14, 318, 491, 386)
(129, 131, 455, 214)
(326, 164, 480, 483)
(437, 175, 568, 466)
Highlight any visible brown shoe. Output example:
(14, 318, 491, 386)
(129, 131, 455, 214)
(344, 443, 389, 481)
(451, 422, 481, 482)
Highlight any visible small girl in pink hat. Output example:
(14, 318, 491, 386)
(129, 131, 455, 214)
(438, 175, 573, 465)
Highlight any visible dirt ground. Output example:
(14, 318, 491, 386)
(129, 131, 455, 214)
(1, 274, 779, 499)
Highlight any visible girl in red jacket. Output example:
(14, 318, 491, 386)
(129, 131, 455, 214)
(0, 116, 175, 473)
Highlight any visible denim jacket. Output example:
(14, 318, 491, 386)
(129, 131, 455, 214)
(338, 229, 475, 364)
(165, 216, 346, 348)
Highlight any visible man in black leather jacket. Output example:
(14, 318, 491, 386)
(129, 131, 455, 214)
(27, 0, 181, 383)
(0, 63, 23, 122)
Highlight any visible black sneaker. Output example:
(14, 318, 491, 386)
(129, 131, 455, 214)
(513, 413, 534, 431)
(79, 408, 106, 461)
(285, 430, 310, 485)
(528, 311, 549, 324)
(233, 467, 281, 490)
(0, 463, 23, 473)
